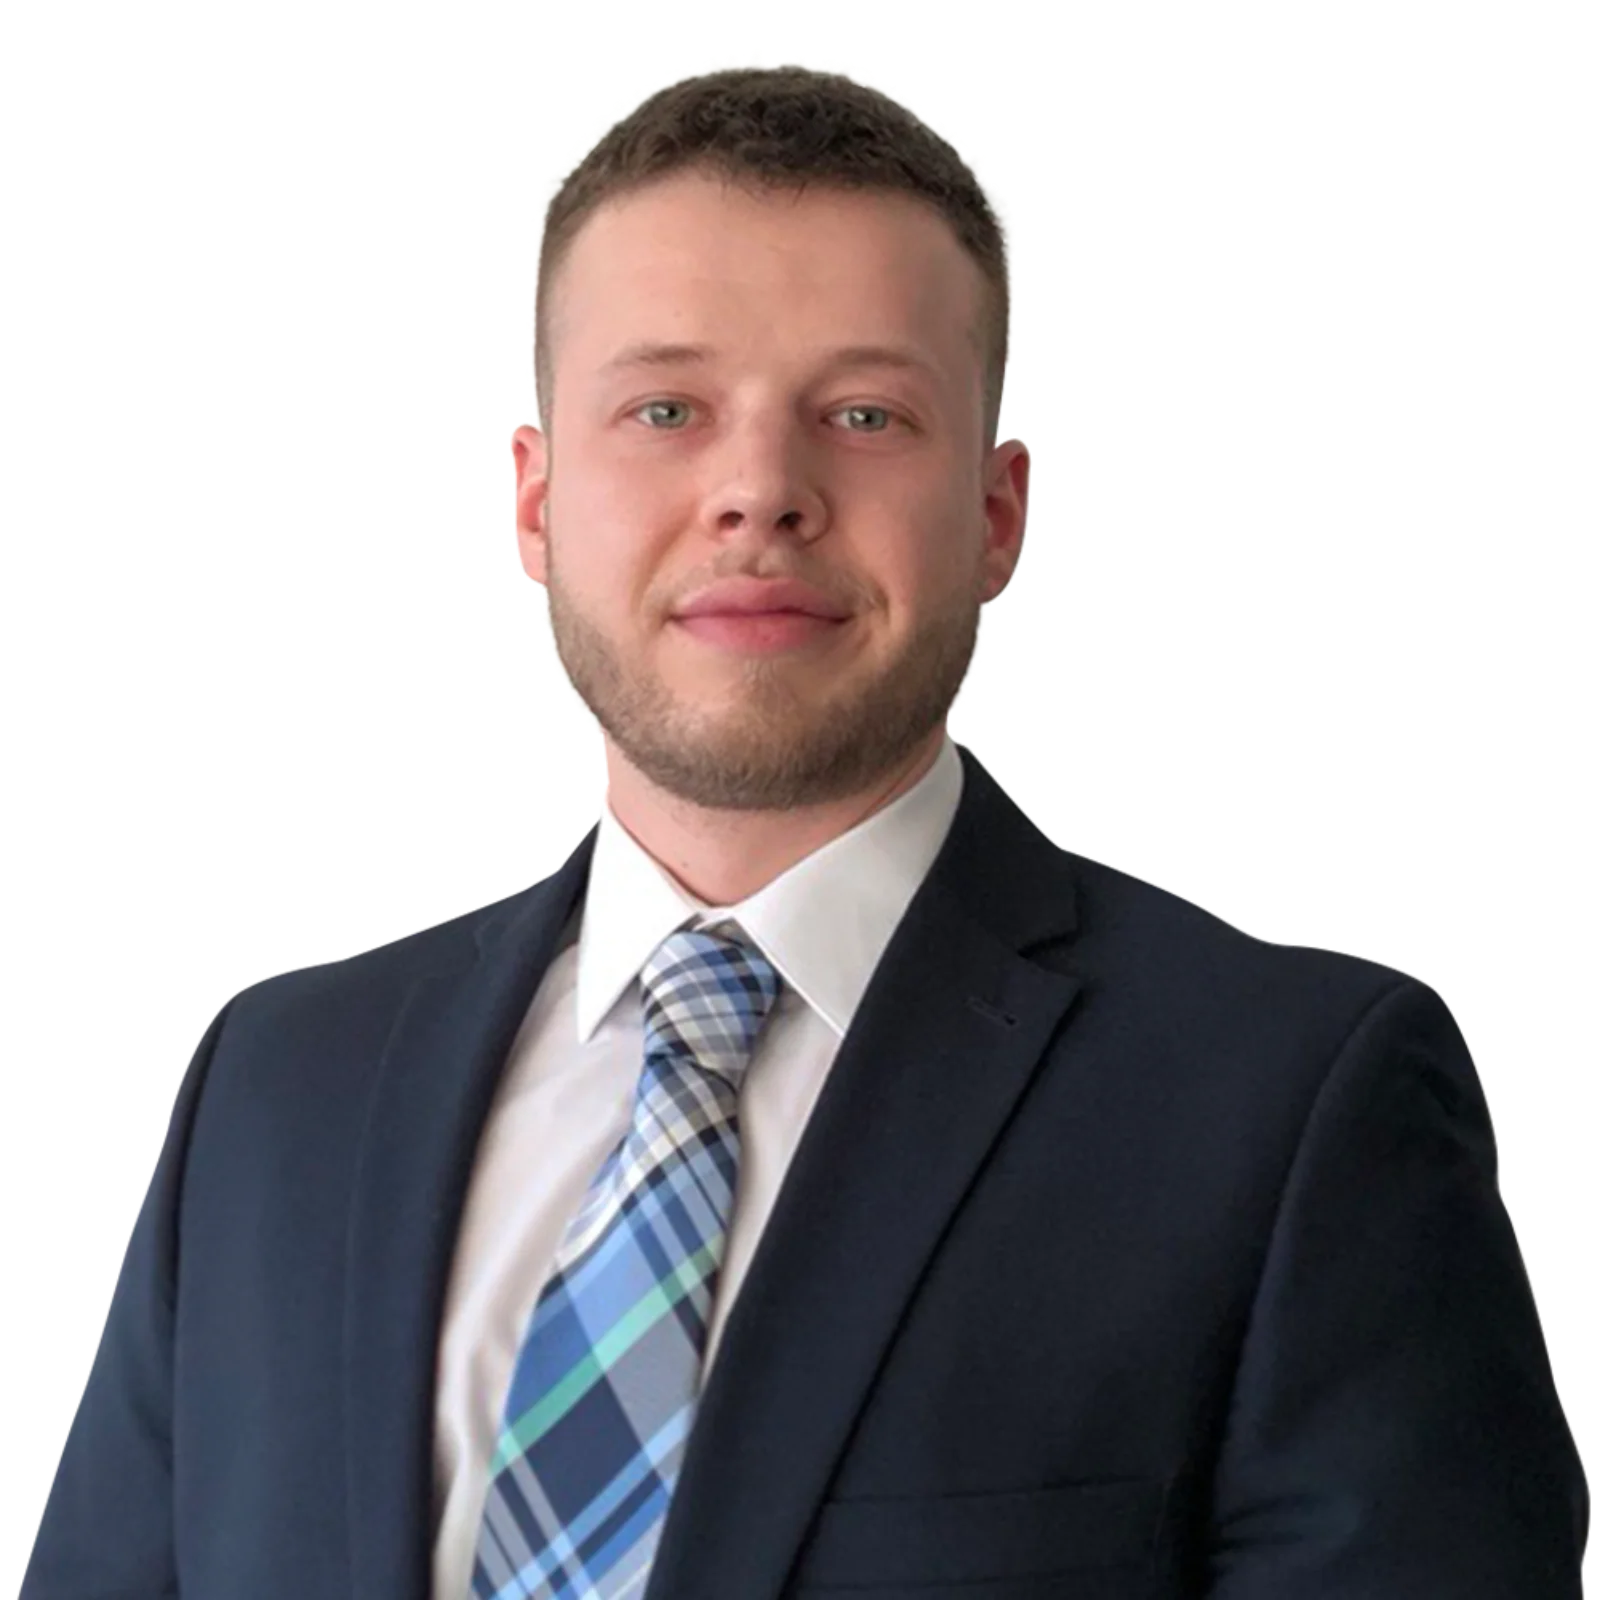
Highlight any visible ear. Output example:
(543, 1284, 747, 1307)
(972, 435, 1036, 601)
(512, 425, 551, 586)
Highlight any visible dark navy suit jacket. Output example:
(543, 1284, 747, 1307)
(22, 744, 1589, 1597)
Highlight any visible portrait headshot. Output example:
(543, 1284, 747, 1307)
(5, 6, 1595, 1598)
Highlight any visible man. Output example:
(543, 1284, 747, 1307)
(22, 64, 1588, 1600)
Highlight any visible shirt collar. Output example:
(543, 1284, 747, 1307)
(573, 733, 965, 1043)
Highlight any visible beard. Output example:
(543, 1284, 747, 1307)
(543, 529, 983, 812)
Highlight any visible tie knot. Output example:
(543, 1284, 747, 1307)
(639, 924, 782, 1086)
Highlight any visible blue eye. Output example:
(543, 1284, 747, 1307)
(836, 404, 892, 432)
(636, 399, 692, 428)
(627, 406, 908, 438)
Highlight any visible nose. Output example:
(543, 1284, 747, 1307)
(712, 475, 826, 541)
(700, 406, 832, 544)
(725, 503, 812, 536)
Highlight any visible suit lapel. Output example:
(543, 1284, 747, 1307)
(344, 829, 597, 1600)
(644, 747, 1084, 1600)
(341, 744, 1081, 1600)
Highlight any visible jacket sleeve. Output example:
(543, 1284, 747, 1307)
(20, 998, 234, 1599)
(1204, 977, 1589, 1596)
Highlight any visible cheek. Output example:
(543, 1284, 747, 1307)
(551, 439, 688, 546)
(547, 478, 678, 623)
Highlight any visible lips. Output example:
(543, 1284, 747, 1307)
(674, 610, 842, 654)
(673, 576, 851, 621)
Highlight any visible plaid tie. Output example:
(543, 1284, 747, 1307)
(469, 922, 783, 1600)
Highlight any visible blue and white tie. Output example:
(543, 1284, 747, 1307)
(469, 922, 783, 1600)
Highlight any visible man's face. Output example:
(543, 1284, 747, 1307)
(514, 168, 1028, 811)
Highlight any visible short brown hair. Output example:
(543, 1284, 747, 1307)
(534, 66, 1009, 452)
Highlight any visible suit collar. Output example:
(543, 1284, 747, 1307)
(643, 745, 1082, 1600)
(573, 731, 967, 1041)
(346, 742, 1081, 1600)
(469, 739, 1077, 972)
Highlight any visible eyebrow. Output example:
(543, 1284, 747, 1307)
(599, 341, 940, 380)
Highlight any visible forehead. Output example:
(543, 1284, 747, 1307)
(548, 170, 985, 381)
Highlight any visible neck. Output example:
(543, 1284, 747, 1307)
(602, 727, 947, 906)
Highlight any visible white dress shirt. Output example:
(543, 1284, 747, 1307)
(429, 734, 965, 1598)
